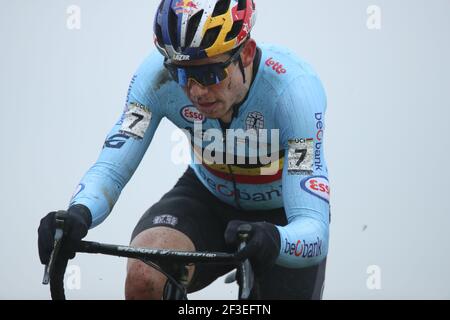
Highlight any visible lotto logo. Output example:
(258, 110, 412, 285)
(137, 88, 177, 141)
(265, 58, 287, 74)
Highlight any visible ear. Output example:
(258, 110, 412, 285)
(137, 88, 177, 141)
(240, 39, 257, 68)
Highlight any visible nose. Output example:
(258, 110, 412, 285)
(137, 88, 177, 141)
(187, 79, 209, 99)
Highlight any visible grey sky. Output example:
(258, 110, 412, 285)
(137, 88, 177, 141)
(1, 0, 449, 299)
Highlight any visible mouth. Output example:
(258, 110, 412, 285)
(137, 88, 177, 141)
(197, 101, 217, 111)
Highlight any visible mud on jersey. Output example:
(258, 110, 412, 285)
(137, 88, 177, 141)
(70, 43, 330, 268)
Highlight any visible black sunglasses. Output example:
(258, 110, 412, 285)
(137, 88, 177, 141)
(164, 44, 245, 87)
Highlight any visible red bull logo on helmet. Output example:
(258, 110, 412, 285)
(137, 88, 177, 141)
(175, 0, 198, 9)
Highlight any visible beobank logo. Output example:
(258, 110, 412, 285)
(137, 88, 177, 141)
(301, 176, 330, 203)
(180, 105, 206, 123)
(314, 113, 324, 171)
(265, 58, 287, 74)
(197, 167, 283, 202)
(283, 238, 323, 258)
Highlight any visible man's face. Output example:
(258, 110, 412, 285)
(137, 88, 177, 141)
(172, 40, 256, 121)
(176, 55, 244, 119)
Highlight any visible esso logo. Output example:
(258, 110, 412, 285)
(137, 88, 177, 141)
(180, 105, 206, 123)
(301, 176, 330, 203)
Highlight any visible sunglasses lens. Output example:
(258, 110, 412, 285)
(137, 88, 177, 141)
(165, 62, 229, 87)
(195, 67, 228, 86)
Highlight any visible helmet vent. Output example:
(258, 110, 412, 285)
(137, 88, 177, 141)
(225, 20, 243, 41)
(237, 0, 246, 11)
(154, 22, 165, 48)
(185, 10, 204, 48)
(157, 0, 164, 13)
(200, 26, 222, 49)
(168, 8, 180, 49)
(212, 0, 230, 17)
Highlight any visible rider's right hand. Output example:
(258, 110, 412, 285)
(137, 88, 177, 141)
(38, 204, 92, 265)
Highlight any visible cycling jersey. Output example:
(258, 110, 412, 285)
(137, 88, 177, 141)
(69, 43, 330, 268)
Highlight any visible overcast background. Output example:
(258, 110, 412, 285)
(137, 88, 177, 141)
(1, 0, 449, 299)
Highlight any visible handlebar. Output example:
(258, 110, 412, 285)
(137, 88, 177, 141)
(42, 216, 255, 300)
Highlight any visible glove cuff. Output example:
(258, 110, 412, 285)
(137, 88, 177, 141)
(260, 222, 281, 252)
(68, 204, 92, 229)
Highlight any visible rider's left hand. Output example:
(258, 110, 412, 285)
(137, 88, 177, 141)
(224, 220, 281, 277)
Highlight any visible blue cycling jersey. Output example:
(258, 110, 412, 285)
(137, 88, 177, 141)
(69, 43, 330, 268)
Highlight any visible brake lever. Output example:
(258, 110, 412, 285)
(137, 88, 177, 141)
(42, 211, 66, 285)
(237, 224, 254, 300)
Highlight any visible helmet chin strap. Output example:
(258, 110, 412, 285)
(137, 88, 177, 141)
(238, 56, 246, 84)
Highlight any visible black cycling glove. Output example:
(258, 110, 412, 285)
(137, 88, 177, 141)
(38, 204, 92, 265)
(224, 220, 281, 276)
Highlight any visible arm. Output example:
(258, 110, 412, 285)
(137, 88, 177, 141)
(69, 64, 164, 228)
(275, 74, 330, 268)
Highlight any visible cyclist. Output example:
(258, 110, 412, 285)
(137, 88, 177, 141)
(38, 0, 330, 300)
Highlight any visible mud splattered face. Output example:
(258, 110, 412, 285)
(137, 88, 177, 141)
(171, 40, 256, 123)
